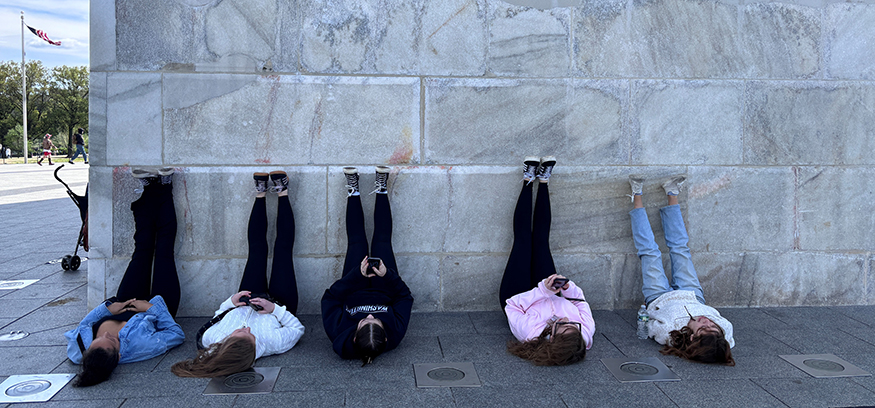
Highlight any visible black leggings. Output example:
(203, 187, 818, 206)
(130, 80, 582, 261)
(116, 184, 180, 317)
(499, 183, 555, 308)
(238, 196, 298, 314)
(342, 194, 397, 277)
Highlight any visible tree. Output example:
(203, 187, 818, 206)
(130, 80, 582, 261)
(46, 65, 88, 155)
(0, 60, 60, 155)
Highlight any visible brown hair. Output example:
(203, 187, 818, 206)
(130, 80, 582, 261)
(171, 337, 256, 377)
(353, 323, 387, 366)
(506, 326, 586, 366)
(74, 347, 119, 387)
(661, 326, 735, 366)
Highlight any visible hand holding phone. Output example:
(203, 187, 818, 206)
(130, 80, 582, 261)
(552, 278, 569, 290)
(368, 257, 382, 271)
(238, 295, 264, 311)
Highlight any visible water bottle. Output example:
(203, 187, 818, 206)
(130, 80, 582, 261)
(637, 305, 649, 339)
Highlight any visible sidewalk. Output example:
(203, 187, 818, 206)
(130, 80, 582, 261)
(1, 163, 875, 407)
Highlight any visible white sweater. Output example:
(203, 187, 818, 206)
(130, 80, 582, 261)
(201, 295, 305, 359)
(645, 290, 735, 348)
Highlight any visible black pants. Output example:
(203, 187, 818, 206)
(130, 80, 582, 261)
(238, 196, 299, 314)
(116, 184, 180, 317)
(342, 194, 397, 277)
(499, 183, 555, 308)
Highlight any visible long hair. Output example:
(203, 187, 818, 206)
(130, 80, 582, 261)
(74, 347, 120, 387)
(353, 323, 387, 366)
(171, 337, 256, 378)
(661, 326, 735, 366)
(506, 326, 586, 366)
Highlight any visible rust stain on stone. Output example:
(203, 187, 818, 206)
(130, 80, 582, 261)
(429, 4, 469, 39)
(690, 173, 732, 199)
(388, 126, 414, 164)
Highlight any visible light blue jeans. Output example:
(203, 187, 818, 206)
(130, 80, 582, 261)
(630, 205, 705, 305)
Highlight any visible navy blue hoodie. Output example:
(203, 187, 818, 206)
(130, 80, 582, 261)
(321, 266, 413, 359)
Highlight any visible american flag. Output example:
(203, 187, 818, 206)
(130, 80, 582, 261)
(26, 25, 61, 46)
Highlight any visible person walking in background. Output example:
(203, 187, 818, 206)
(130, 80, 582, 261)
(65, 168, 183, 386)
(500, 157, 594, 366)
(172, 171, 305, 378)
(322, 166, 414, 366)
(37, 133, 55, 166)
(627, 175, 735, 366)
(70, 128, 88, 164)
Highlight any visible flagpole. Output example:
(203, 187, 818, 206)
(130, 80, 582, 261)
(21, 11, 28, 164)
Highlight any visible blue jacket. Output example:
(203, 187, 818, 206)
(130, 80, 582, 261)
(64, 295, 184, 364)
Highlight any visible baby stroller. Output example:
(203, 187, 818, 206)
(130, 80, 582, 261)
(54, 165, 88, 271)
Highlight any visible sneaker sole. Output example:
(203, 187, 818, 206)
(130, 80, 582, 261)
(375, 166, 390, 174)
(343, 167, 358, 175)
(132, 169, 157, 178)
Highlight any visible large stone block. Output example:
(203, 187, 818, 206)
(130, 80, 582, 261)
(766, 253, 867, 306)
(164, 75, 420, 165)
(90, 0, 116, 71)
(573, 0, 632, 78)
(300, 0, 419, 74)
(549, 166, 686, 254)
(629, 0, 744, 78)
(116, 0, 209, 71)
(554, 254, 612, 310)
(441, 255, 506, 311)
(396, 254, 441, 312)
(687, 167, 795, 252)
(741, 3, 821, 79)
(106, 73, 163, 166)
(425, 78, 627, 164)
(117, 0, 293, 72)
(744, 81, 875, 165)
(88, 167, 114, 259)
(444, 166, 516, 253)
(631, 80, 743, 165)
(326, 166, 450, 254)
(796, 167, 875, 251)
(421, 0, 488, 76)
(487, 1, 571, 77)
(826, 4, 875, 80)
(611, 253, 642, 310)
(870, 256, 875, 305)
(88, 72, 108, 166)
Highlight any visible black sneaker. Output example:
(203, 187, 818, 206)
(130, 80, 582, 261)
(371, 166, 390, 194)
(132, 169, 158, 188)
(523, 156, 539, 184)
(536, 156, 556, 183)
(158, 167, 175, 185)
(343, 167, 360, 197)
(270, 171, 289, 194)
(253, 172, 269, 194)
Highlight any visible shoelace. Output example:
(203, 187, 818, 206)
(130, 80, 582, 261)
(537, 166, 553, 181)
(522, 164, 537, 185)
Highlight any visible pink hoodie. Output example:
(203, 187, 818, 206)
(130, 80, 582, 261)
(504, 281, 595, 349)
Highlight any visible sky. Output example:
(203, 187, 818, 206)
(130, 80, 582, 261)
(0, 0, 88, 68)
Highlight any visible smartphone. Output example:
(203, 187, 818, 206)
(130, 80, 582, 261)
(238, 295, 264, 311)
(368, 257, 382, 271)
(552, 278, 569, 289)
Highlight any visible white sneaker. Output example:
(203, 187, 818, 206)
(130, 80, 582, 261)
(662, 175, 687, 196)
(628, 175, 645, 202)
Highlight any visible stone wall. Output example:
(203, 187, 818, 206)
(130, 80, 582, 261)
(88, 0, 875, 316)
